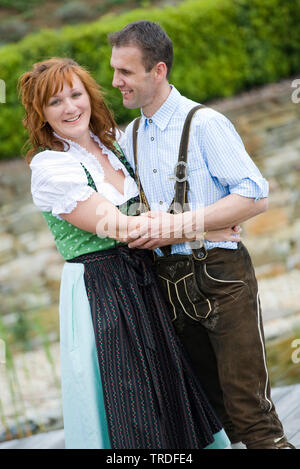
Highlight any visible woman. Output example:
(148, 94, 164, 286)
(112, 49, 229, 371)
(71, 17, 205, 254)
(19, 58, 239, 449)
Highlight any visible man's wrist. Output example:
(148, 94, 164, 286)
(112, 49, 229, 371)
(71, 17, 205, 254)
(179, 210, 205, 242)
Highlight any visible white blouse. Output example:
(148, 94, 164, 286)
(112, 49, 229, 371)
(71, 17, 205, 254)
(30, 132, 139, 219)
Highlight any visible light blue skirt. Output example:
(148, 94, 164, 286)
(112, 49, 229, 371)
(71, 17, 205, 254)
(59, 262, 230, 450)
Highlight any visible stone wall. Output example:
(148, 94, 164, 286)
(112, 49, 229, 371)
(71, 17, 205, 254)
(212, 79, 300, 323)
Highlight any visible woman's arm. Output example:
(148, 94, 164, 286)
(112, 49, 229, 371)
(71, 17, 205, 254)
(60, 192, 147, 242)
(127, 211, 241, 249)
(60, 192, 241, 246)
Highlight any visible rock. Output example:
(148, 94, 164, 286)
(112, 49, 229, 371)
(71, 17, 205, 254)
(264, 312, 300, 340)
(0, 250, 62, 287)
(5, 204, 46, 236)
(0, 233, 15, 264)
(17, 230, 56, 254)
(255, 263, 286, 280)
(264, 146, 300, 177)
(243, 207, 290, 236)
(259, 269, 300, 322)
(0, 342, 62, 438)
(44, 264, 63, 289)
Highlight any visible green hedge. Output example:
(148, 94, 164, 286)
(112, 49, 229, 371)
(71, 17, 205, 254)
(1, 0, 300, 159)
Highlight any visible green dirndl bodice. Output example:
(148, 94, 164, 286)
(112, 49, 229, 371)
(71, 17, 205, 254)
(42, 142, 140, 260)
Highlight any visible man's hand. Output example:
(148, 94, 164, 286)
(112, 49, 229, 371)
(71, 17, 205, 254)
(128, 212, 184, 249)
(128, 211, 242, 249)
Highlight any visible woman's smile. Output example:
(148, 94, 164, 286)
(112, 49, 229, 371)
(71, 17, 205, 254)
(63, 114, 82, 123)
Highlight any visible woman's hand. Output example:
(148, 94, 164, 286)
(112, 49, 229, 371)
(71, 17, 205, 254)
(205, 225, 242, 242)
(127, 211, 242, 249)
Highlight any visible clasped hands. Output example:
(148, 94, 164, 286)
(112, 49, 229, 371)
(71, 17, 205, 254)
(127, 210, 241, 250)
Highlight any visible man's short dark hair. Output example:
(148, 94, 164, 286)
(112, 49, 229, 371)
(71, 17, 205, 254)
(108, 20, 173, 79)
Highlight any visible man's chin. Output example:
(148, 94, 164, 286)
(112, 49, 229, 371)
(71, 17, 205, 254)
(123, 100, 137, 110)
(122, 95, 139, 109)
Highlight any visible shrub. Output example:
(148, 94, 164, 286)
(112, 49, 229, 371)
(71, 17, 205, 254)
(0, 0, 300, 159)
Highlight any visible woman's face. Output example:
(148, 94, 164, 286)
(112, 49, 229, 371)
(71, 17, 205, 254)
(43, 73, 91, 145)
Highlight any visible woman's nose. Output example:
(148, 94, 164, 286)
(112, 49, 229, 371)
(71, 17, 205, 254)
(64, 98, 78, 113)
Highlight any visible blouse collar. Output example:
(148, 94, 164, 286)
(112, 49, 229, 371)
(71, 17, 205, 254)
(52, 130, 129, 176)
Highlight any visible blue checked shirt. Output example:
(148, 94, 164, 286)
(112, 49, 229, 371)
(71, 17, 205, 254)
(123, 86, 268, 255)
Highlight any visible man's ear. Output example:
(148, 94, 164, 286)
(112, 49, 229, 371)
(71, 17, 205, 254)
(154, 62, 168, 81)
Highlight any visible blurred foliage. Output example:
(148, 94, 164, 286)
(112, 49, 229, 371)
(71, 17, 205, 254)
(0, 0, 300, 159)
(0, 0, 44, 11)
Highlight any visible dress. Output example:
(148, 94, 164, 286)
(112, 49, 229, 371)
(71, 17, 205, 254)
(30, 133, 230, 449)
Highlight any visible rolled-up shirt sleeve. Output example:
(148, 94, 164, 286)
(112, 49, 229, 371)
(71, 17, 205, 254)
(30, 150, 96, 218)
(201, 114, 269, 201)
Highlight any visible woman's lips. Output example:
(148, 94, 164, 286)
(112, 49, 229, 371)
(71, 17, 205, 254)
(64, 114, 82, 123)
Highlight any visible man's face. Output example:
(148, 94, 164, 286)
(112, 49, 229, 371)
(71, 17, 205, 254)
(110, 45, 158, 112)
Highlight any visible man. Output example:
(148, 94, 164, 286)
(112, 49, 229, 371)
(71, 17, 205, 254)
(109, 20, 294, 449)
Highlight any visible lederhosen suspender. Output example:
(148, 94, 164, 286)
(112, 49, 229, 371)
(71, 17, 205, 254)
(132, 104, 207, 260)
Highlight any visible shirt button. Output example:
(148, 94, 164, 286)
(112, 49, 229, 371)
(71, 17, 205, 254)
(151, 137, 154, 141)
(197, 252, 204, 259)
(153, 169, 157, 173)
(159, 201, 164, 205)
(149, 119, 153, 123)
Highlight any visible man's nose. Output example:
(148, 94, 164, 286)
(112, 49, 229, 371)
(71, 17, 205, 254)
(112, 71, 123, 88)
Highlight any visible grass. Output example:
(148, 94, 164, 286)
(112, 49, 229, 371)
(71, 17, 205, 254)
(0, 304, 60, 440)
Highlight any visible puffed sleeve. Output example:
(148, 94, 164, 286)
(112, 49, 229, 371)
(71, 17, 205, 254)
(30, 150, 95, 218)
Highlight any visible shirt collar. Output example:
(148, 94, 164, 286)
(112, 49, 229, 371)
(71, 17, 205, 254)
(141, 85, 181, 131)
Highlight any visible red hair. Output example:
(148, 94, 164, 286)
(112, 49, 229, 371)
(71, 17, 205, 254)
(18, 57, 117, 163)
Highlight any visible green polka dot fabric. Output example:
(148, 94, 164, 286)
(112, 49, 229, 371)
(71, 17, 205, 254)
(42, 144, 140, 260)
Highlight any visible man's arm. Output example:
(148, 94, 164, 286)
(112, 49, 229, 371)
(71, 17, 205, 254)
(201, 193, 268, 231)
(128, 111, 268, 249)
(127, 193, 267, 249)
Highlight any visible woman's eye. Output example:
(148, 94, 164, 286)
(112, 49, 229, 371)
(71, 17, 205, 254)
(72, 92, 82, 98)
(49, 99, 60, 106)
